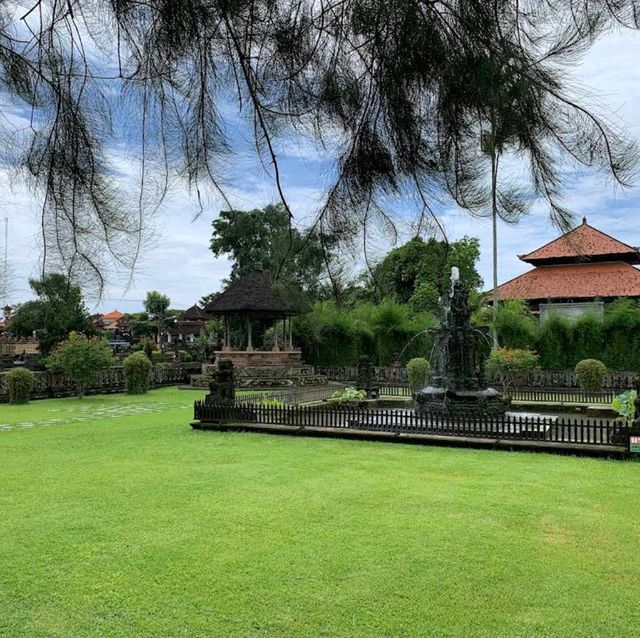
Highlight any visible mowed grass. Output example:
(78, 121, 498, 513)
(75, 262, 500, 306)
(1, 388, 640, 637)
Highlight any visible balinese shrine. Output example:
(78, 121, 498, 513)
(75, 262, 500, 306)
(497, 217, 640, 319)
(191, 266, 325, 387)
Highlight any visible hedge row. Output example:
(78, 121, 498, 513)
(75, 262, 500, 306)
(495, 299, 640, 371)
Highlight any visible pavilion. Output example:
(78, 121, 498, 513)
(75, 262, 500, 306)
(497, 217, 640, 318)
(203, 265, 306, 368)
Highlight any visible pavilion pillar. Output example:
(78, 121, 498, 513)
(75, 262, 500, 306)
(247, 317, 253, 351)
(224, 316, 231, 351)
(289, 317, 293, 349)
(272, 319, 279, 351)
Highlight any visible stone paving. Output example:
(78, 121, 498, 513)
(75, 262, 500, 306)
(0, 401, 190, 432)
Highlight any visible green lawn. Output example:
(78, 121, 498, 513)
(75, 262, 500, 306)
(1, 387, 640, 637)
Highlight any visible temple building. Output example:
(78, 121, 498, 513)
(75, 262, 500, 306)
(497, 217, 640, 319)
(192, 265, 324, 387)
(164, 304, 209, 344)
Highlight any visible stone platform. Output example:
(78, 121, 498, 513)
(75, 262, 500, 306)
(190, 350, 327, 389)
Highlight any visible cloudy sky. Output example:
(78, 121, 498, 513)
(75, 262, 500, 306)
(2, 26, 640, 314)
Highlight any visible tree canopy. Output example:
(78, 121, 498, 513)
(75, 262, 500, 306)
(48, 332, 114, 397)
(9, 274, 94, 355)
(372, 237, 482, 309)
(210, 204, 337, 293)
(0, 1, 638, 288)
(143, 291, 171, 321)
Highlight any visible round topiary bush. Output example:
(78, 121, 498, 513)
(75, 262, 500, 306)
(575, 359, 607, 392)
(5, 367, 35, 404)
(407, 357, 431, 391)
(123, 351, 152, 394)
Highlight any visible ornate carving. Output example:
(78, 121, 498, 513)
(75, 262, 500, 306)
(356, 355, 379, 399)
(205, 359, 236, 403)
(416, 268, 509, 416)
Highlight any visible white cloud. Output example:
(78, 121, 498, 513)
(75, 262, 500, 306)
(4, 27, 640, 311)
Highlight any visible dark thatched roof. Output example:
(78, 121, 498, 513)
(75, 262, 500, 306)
(180, 304, 207, 321)
(204, 268, 308, 317)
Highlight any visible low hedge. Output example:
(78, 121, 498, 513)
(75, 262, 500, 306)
(123, 352, 152, 394)
(574, 359, 607, 392)
(6, 367, 35, 404)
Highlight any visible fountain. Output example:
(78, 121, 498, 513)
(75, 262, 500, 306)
(415, 267, 510, 417)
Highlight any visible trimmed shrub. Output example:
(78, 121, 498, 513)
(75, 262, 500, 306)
(574, 359, 607, 392)
(5, 368, 34, 404)
(123, 351, 152, 394)
(407, 357, 431, 391)
(485, 348, 539, 396)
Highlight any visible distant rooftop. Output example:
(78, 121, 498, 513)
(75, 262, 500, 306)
(102, 310, 125, 320)
(520, 218, 640, 266)
(180, 304, 207, 321)
(498, 261, 640, 301)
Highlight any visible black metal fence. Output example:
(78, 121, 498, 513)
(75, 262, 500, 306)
(509, 387, 617, 405)
(376, 385, 617, 405)
(316, 366, 638, 391)
(236, 385, 347, 405)
(194, 401, 626, 448)
(231, 384, 619, 406)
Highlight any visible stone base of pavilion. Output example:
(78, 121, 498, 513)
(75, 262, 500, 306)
(214, 348, 304, 368)
(190, 349, 327, 389)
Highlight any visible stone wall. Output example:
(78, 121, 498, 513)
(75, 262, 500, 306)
(0, 363, 202, 402)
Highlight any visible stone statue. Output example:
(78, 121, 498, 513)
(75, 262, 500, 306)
(205, 359, 235, 403)
(356, 355, 379, 399)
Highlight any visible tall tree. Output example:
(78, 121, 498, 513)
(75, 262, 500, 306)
(210, 204, 337, 295)
(143, 291, 171, 344)
(373, 237, 482, 307)
(0, 2, 635, 289)
(9, 274, 93, 355)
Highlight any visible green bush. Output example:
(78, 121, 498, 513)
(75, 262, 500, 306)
(123, 352, 152, 394)
(494, 300, 536, 349)
(572, 313, 604, 364)
(48, 332, 114, 398)
(536, 314, 573, 370)
(5, 368, 34, 404)
(574, 359, 607, 392)
(406, 357, 431, 391)
(330, 387, 367, 404)
(612, 389, 638, 426)
(178, 349, 193, 363)
(485, 347, 539, 396)
(603, 299, 640, 370)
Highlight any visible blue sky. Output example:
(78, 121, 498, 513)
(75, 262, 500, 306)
(2, 28, 640, 314)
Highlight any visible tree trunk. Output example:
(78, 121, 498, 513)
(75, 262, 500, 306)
(491, 148, 500, 350)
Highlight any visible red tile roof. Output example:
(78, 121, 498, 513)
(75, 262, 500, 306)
(520, 220, 640, 265)
(498, 261, 640, 301)
(102, 310, 125, 320)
